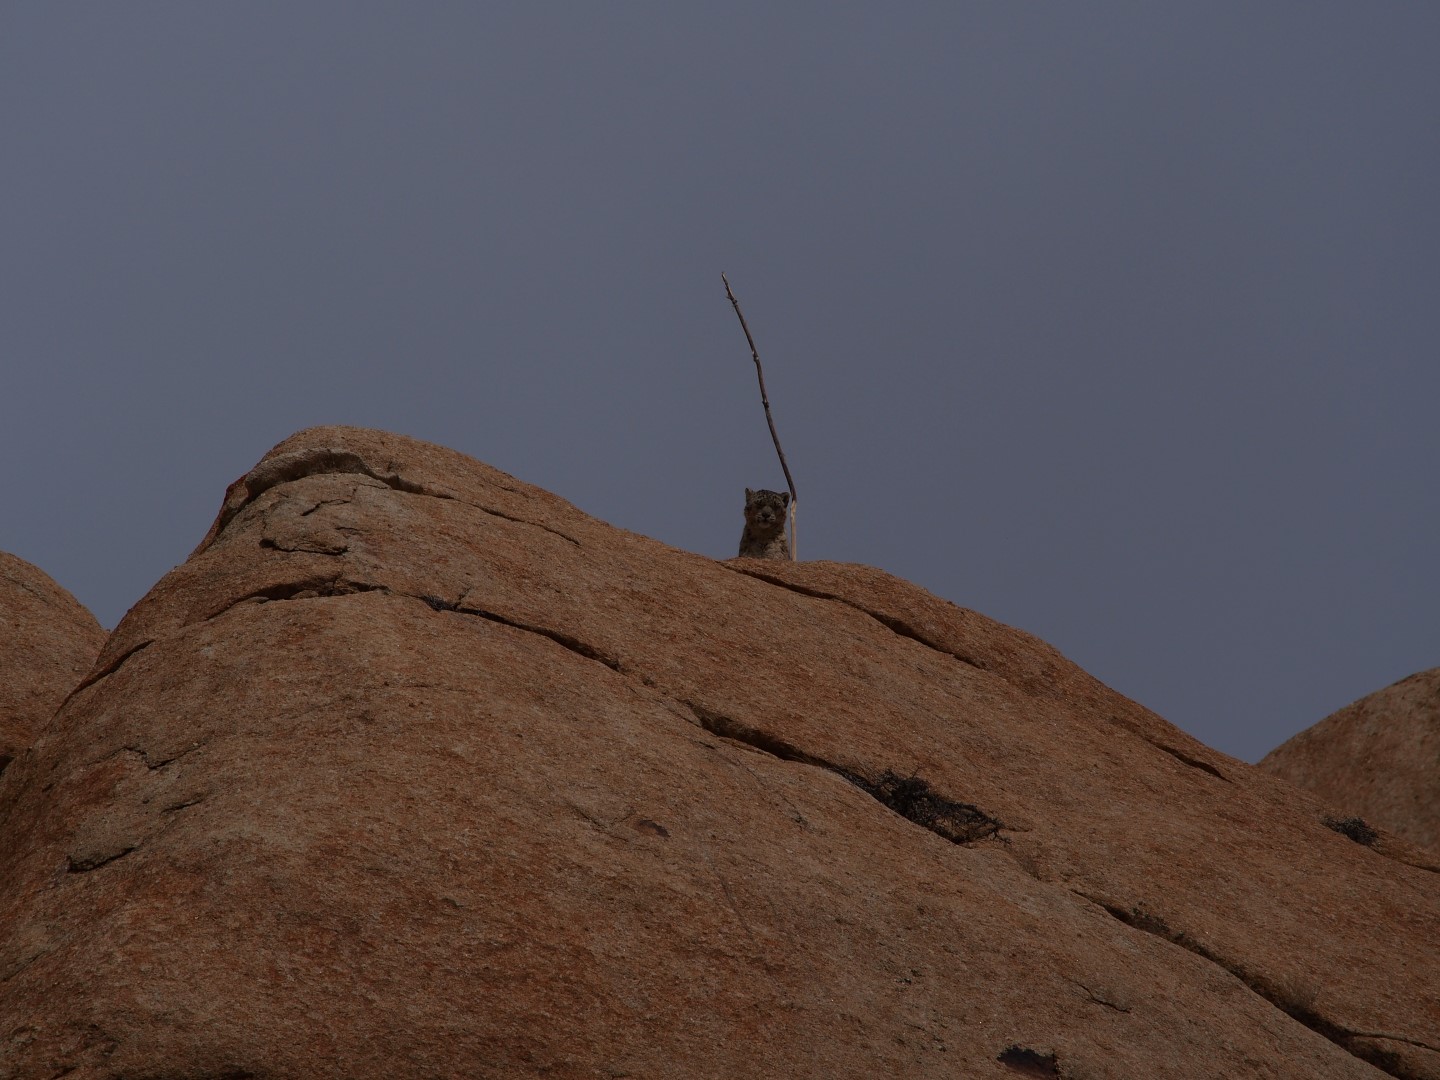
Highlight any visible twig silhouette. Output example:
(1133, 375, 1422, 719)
(722, 273, 797, 558)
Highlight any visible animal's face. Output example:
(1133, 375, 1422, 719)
(744, 488, 790, 529)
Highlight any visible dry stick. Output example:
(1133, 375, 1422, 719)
(722, 272, 798, 559)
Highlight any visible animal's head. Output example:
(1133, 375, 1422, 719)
(744, 488, 790, 529)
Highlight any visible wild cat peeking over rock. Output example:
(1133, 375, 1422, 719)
(737, 488, 791, 560)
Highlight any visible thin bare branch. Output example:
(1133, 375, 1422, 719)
(722, 273, 798, 558)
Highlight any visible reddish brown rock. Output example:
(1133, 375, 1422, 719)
(0, 551, 106, 781)
(2, 426, 1437, 1079)
(1261, 669, 1440, 855)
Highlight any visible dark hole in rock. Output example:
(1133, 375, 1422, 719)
(841, 769, 1002, 844)
(997, 1045, 1060, 1077)
(1323, 816, 1378, 846)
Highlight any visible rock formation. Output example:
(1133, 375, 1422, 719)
(0, 551, 106, 783)
(1, 426, 1436, 1079)
(1261, 669, 1440, 855)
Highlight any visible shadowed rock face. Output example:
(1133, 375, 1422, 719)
(0, 552, 106, 783)
(1261, 669, 1440, 855)
(1, 426, 1436, 1080)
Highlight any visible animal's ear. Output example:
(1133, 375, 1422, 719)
(745, 488, 756, 502)
(780, 492, 791, 507)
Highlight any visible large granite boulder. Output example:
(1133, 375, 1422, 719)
(1261, 668, 1439, 855)
(1, 427, 1436, 1079)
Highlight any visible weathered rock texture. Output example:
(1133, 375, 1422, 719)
(0, 551, 106, 782)
(2, 426, 1437, 1079)
(1261, 669, 1440, 855)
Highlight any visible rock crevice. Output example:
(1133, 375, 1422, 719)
(1072, 888, 1431, 1080)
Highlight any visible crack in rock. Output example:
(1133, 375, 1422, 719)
(67, 639, 154, 699)
(196, 581, 624, 681)
(212, 447, 578, 554)
(723, 565, 989, 672)
(469, 503, 581, 547)
(116, 742, 205, 771)
(161, 794, 206, 814)
(427, 596, 622, 672)
(1072, 890, 1425, 1079)
(259, 537, 349, 556)
(300, 498, 353, 518)
(1072, 979, 1130, 1014)
(213, 447, 456, 539)
(1348, 1032, 1440, 1056)
(683, 702, 1005, 848)
(1150, 740, 1231, 783)
(683, 702, 834, 769)
(462, 608, 621, 672)
(66, 845, 137, 874)
(205, 578, 387, 619)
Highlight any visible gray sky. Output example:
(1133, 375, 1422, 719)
(4, 3, 1436, 763)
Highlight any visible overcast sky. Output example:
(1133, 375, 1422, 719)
(4, 4, 1436, 763)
